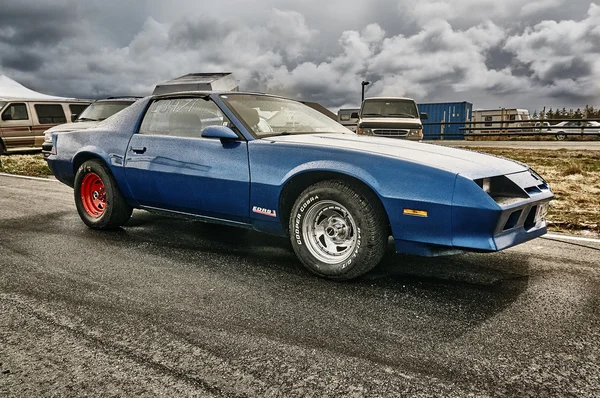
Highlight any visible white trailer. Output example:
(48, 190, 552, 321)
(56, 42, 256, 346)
(471, 108, 532, 134)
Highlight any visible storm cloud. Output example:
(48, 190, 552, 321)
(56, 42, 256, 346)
(0, 0, 598, 111)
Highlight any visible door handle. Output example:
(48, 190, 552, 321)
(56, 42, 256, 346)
(131, 146, 147, 154)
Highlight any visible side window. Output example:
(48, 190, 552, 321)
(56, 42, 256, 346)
(34, 104, 67, 124)
(69, 104, 89, 119)
(2, 103, 29, 121)
(139, 98, 231, 138)
(509, 115, 516, 121)
(484, 116, 493, 127)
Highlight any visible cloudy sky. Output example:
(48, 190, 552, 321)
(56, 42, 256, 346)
(1, 0, 599, 112)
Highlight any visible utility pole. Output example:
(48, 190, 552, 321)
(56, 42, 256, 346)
(361, 81, 370, 102)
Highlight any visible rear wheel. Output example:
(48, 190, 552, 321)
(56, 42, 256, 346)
(555, 133, 566, 141)
(289, 180, 388, 280)
(74, 159, 132, 229)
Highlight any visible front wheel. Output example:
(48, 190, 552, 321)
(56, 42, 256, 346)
(74, 159, 133, 229)
(555, 133, 566, 141)
(289, 180, 389, 280)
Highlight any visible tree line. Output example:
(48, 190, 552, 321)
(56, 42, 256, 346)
(533, 106, 600, 120)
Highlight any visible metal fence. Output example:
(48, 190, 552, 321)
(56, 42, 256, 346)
(421, 118, 600, 140)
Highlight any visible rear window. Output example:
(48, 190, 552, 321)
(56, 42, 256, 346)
(34, 104, 66, 124)
(77, 101, 133, 121)
(69, 104, 89, 118)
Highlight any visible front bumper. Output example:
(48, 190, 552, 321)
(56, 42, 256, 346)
(392, 169, 554, 256)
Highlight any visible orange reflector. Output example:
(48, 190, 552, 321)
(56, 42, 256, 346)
(403, 209, 428, 217)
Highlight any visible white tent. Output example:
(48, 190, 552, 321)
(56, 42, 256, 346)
(0, 74, 73, 100)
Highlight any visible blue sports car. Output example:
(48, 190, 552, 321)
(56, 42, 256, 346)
(47, 92, 553, 280)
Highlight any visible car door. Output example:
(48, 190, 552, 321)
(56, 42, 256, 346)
(123, 97, 250, 223)
(0, 102, 34, 149)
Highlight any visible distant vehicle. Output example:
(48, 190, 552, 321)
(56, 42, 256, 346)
(547, 121, 600, 140)
(42, 97, 139, 156)
(471, 108, 531, 134)
(337, 108, 360, 133)
(46, 91, 553, 280)
(0, 98, 90, 154)
(357, 97, 427, 140)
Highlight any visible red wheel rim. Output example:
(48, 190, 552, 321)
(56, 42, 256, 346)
(80, 173, 107, 218)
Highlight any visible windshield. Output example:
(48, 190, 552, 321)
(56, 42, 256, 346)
(219, 94, 352, 137)
(361, 99, 418, 118)
(76, 101, 133, 122)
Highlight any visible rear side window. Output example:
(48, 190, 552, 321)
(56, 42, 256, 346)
(484, 116, 493, 127)
(139, 98, 230, 138)
(2, 103, 29, 121)
(34, 104, 67, 124)
(69, 104, 89, 118)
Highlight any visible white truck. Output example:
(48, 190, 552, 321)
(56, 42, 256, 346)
(354, 97, 427, 140)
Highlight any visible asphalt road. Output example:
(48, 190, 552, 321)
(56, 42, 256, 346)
(424, 140, 600, 150)
(1, 175, 599, 397)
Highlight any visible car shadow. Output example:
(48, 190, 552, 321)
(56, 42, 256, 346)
(108, 212, 531, 323)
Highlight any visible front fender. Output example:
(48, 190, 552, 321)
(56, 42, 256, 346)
(248, 140, 457, 243)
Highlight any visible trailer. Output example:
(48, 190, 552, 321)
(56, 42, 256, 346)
(337, 108, 360, 132)
(471, 108, 532, 134)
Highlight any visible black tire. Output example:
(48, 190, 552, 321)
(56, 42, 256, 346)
(289, 180, 388, 280)
(0, 139, 6, 155)
(555, 133, 566, 141)
(74, 159, 133, 229)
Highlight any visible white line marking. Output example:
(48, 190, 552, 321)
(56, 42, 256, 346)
(0, 172, 58, 182)
(544, 234, 600, 244)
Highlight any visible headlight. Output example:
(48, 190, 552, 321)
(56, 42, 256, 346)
(409, 129, 422, 137)
(44, 132, 52, 143)
(480, 177, 491, 193)
(358, 128, 373, 135)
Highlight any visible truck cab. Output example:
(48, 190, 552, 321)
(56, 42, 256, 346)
(356, 97, 426, 140)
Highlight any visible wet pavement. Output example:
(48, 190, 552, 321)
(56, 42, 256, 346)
(1, 175, 599, 397)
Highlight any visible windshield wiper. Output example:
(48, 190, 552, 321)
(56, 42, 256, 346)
(362, 113, 381, 116)
(76, 117, 99, 122)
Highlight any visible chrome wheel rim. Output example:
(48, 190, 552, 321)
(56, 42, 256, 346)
(302, 200, 357, 264)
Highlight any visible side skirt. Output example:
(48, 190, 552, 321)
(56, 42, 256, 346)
(140, 205, 254, 230)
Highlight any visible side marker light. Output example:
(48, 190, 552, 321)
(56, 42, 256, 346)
(403, 209, 428, 217)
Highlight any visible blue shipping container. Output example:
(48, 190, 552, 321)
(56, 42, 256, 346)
(417, 101, 473, 140)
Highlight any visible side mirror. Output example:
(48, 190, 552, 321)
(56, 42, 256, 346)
(201, 125, 239, 141)
(420, 113, 428, 120)
(2, 113, 12, 121)
(71, 114, 78, 122)
(350, 112, 359, 119)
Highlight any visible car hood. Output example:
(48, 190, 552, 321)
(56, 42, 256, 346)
(267, 134, 527, 179)
(45, 121, 99, 133)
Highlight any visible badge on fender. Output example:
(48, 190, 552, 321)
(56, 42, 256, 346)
(252, 206, 277, 217)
